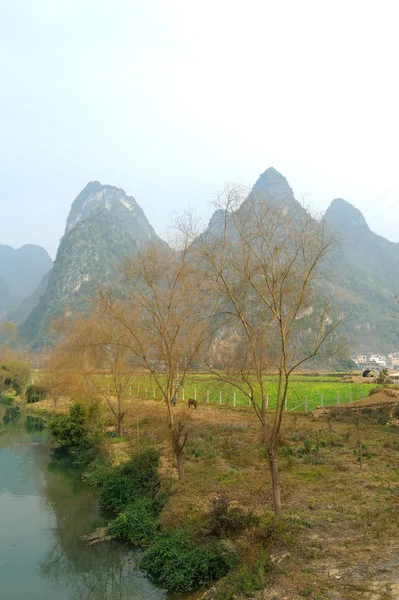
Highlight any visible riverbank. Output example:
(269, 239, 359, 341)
(23, 394, 399, 599)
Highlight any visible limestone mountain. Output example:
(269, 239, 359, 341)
(20, 183, 166, 346)
(0, 244, 53, 321)
(65, 181, 164, 249)
(324, 198, 399, 351)
(202, 168, 399, 353)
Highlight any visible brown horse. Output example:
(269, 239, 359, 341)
(188, 398, 197, 409)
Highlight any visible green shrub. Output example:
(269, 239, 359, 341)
(108, 497, 159, 546)
(82, 455, 113, 487)
(100, 449, 161, 512)
(214, 554, 271, 600)
(0, 360, 30, 396)
(140, 529, 236, 592)
(48, 402, 94, 458)
(3, 405, 21, 425)
(26, 384, 48, 403)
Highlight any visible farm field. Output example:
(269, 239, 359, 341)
(95, 372, 373, 412)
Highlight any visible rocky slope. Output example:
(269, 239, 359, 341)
(202, 167, 399, 353)
(324, 198, 399, 351)
(20, 183, 166, 346)
(17, 169, 399, 353)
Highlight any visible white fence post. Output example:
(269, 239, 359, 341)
(220, 391, 222, 405)
(153, 386, 156, 399)
(182, 388, 185, 401)
(305, 396, 308, 412)
(233, 392, 236, 407)
(266, 395, 269, 409)
(129, 385, 132, 396)
(194, 388, 197, 401)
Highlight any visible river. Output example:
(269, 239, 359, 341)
(0, 406, 167, 600)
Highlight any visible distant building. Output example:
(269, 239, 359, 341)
(356, 355, 367, 364)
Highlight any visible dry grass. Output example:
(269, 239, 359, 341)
(27, 395, 399, 600)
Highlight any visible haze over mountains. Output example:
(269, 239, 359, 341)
(0, 244, 52, 321)
(3, 168, 399, 353)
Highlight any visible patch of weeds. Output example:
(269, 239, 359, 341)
(255, 514, 303, 549)
(213, 548, 272, 600)
(140, 529, 236, 593)
(82, 455, 112, 486)
(108, 497, 160, 546)
(100, 448, 161, 512)
(354, 443, 373, 461)
(299, 585, 314, 598)
(205, 496, 260, 538)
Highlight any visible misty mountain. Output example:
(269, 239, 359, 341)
(324, 198, 399, 350)
(0, 244, 53, 322)
(20, 183, 166, 345)
(16, 169, 399, 353)
(201, 168, 399, 353)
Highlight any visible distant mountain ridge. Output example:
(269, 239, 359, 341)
(0, 244, 53, 321)
(15, 169, 399, 353)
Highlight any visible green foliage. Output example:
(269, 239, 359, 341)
(2, 405, 21, 425)
(140, 529, 236, 592)
(0, 359, 30, 396)
(48, 402, 94, 459)
(100, 449, 161, 512)
(26, 383, 48, 403)
(377, 369, 392, 385)
(108, 497, 159, 546)
(82, 455, 112, 487)
(214, 554, 271, 599)
(354, 443, 373, 461)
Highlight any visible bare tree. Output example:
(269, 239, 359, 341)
(98, 237, 216, 481)
(181, 186, 344, 514)
(46, 313, 137, 435)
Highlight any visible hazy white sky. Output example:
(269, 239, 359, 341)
(1, 0, 398, 258)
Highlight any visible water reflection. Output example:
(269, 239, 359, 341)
(0, 416, 166, 600)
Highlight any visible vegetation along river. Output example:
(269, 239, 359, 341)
(0, 407, 167, 600)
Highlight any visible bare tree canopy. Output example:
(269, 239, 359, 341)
(179, 186, 344, 514)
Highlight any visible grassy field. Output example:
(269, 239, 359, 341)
(101, 372, 373, 412)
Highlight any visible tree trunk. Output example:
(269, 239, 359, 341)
(261, 421, 268, 445)
(117, 414, 123, 436)
(267, 445, 282, 516)
(176, 447, 185, 482)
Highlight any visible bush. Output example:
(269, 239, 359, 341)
(48, 402, 94, 457)
(0, 360, 30, 396)
(100, 449, 161, 512)
(26, 384, 48, 403)
(108, 497, 159, 546)
(140, 529, 236, 592)
(206, 496, 259, 538)
(82, 455, 113, 487)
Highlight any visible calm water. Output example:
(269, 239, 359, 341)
(0, 407, 166, 600)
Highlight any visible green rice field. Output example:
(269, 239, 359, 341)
(105, 373, 374, 412)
